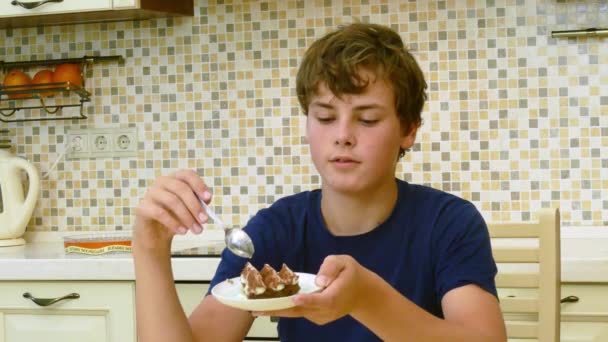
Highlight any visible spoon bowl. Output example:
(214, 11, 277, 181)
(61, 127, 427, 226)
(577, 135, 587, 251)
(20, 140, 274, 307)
(200, 200, 254, 259)
(224, 228, 255, 258)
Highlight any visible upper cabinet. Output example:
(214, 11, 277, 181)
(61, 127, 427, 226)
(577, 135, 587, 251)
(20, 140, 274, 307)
(0, 0, 194, 29)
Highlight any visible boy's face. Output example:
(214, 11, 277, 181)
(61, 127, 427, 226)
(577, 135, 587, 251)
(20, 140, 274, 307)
(306, 71, 417, 195)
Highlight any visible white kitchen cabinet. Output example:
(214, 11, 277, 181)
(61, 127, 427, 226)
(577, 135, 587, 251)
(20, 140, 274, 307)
(560, 284, 608, 342)
(176, 282, 279, 341)
(0, 0, 193, 29)
(1, 0, 112, 16)
(500, 283, 608, 342)
(0, 281, 135, 342)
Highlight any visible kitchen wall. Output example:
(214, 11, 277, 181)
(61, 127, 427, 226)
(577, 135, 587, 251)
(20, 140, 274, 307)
(1, 0, 606, 232)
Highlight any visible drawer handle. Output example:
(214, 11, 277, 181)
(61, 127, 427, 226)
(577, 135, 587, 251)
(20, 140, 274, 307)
(560, 295, 579, 303)
(23, 292, 80, 307)
(11, 0, 63, 10)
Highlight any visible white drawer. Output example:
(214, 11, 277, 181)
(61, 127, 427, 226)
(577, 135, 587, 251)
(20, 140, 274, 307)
(560, 284, 608, 342)
(561, 284, 608, 315)
(0, 281, 135, 342)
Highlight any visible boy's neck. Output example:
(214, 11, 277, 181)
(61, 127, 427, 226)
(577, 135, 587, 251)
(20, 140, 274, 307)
(320, 179, 399, 236)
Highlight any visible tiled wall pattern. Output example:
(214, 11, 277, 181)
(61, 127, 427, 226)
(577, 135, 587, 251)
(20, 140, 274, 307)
(1, 0, 606, 232)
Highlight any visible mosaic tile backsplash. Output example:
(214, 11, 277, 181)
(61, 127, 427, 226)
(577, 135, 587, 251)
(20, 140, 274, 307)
(1, 0, 607, 232)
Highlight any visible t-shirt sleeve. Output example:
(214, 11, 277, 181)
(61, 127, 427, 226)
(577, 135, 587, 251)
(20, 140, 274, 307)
(433, 200, 498, 300)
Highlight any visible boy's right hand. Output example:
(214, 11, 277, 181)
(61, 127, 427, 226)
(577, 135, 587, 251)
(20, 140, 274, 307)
(133, 169, 211, 249)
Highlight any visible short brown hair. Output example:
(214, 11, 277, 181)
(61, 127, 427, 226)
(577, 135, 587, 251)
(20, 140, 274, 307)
(296, 23, 428, 157)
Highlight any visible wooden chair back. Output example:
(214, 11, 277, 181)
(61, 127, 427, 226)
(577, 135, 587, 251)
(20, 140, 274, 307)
(488, 208, 561, 341)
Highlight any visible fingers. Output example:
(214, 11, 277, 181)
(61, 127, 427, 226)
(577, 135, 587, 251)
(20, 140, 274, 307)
(281, 255, 348, 310)
(315, 255, 348, 288)
(252, 300, 335, 326)
(254, 256, 360, 326)
(170, 176, 207, 221)
(136, 198, 185, 235)
(136, 169, 211, 235)
(291, 292, 328, 308)
(148, 180, 202, 233)
(174, 169, 212, 203)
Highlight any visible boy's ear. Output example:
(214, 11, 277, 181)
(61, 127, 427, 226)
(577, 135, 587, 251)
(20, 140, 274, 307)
(400, 123, 418, 150)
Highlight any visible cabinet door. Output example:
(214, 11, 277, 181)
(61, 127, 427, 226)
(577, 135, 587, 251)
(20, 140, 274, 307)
(0, 281, 135, 342)
(0, 0, 112, 17)
(176, 283, 279, 340)
(561, 322, 608, 342)
(561, 284, 608, 342)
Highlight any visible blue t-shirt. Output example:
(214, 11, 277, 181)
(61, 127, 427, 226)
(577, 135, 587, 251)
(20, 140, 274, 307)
(209, 179, 497, 341)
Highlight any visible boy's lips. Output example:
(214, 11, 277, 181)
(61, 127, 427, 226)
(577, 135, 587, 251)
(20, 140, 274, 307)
(329, 156, 360, 166)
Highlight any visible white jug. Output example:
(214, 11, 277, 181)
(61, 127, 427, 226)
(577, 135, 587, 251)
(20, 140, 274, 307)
(0, 150, 40, 246)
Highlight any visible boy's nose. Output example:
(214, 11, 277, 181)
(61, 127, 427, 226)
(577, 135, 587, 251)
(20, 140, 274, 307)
(334, 121, 356, 147)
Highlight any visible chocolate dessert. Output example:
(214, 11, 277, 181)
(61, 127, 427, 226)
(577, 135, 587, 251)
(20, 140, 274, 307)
(240, 262, 300, 299)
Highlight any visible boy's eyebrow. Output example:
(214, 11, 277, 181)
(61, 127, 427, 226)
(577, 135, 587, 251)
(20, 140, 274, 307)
(352, 104, 385, 111)
(309, 101, 334, 109)
(309, 101, 386, 111)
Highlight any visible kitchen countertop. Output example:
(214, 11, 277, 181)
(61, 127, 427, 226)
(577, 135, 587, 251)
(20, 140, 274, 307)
(0, 231, 225, 281)
(0, 227, 607, 283)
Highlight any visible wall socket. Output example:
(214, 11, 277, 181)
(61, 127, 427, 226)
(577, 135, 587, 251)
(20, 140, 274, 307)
(67, 127, 138, 159)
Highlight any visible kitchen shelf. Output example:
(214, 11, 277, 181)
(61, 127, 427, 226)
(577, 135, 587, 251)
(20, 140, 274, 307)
(0, 82, 90, 122)
(0, 55, 122, 123)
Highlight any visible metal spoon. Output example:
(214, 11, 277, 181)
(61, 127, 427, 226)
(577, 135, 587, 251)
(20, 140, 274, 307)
(199, 200, 254, 259)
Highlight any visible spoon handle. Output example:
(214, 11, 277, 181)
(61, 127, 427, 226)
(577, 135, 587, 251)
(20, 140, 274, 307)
(200, 200, 226, 229)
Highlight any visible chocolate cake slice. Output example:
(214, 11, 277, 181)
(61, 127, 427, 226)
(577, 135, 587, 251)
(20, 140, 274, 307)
(240, 262, 300, 299)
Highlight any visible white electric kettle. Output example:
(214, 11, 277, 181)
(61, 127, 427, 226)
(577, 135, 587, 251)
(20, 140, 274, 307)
(0, 150, 40, 247)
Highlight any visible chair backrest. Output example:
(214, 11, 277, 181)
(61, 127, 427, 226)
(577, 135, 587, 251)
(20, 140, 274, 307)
(488, 208, 561, 342)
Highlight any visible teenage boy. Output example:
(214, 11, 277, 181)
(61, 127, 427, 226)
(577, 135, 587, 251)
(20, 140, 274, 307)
(133, 22, 507, 341)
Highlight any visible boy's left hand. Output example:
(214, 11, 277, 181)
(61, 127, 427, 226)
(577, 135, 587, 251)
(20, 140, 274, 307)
(253, 255, 370, 325)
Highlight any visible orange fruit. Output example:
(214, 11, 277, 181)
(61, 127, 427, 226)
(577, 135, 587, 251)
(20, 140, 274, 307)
(52, 63, 83, 87)
(2, 69, 32, 99)
(32, 69, 56, 97)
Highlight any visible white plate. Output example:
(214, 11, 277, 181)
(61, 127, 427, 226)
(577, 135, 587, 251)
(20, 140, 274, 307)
(211, 272, 321, 311)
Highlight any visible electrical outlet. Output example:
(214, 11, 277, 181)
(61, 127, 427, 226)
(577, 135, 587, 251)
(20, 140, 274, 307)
(114, 129, 137, 152)
(66, 127, 138, 159)
(67, 132, 89, 159)
(92, 132, 112, 153)
(112, 127, 138, 157)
